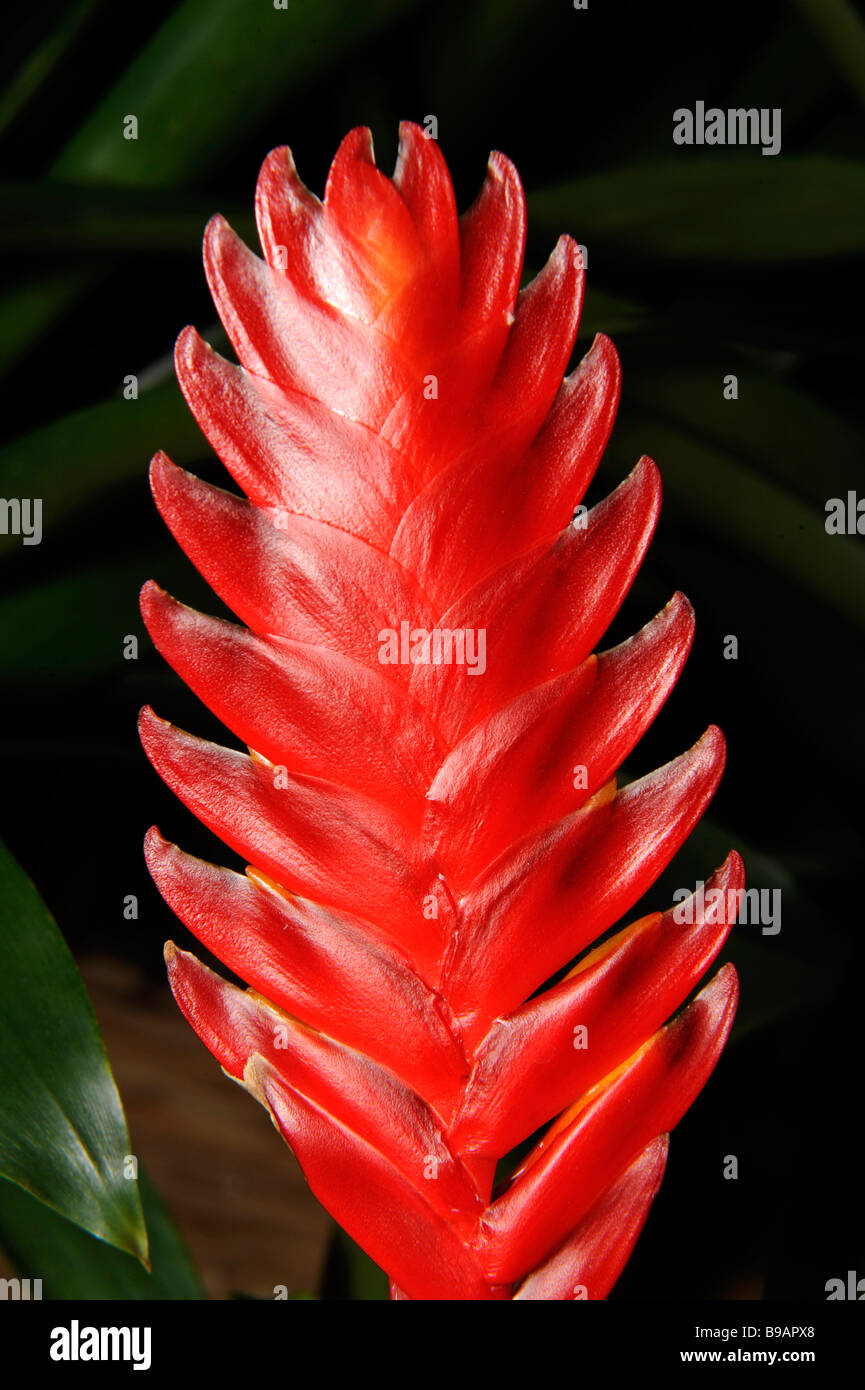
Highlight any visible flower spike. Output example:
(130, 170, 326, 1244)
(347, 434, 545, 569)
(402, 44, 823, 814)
(142, 122, 740, 1300)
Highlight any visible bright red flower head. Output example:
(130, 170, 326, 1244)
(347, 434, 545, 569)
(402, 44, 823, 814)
(140, 121, 740, 1300)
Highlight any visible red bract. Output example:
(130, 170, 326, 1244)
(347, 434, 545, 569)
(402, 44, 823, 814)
(141, 122, 741, 1301)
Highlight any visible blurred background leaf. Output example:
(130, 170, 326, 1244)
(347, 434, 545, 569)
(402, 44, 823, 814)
(530, 157, 865, 261)
(1, 0, 419, 373)
(50, 0, 421, 190)
(0, 381, 208, 561)
(0, 181, 253, 254)
(0, 0, 98, 139)
(790, 0, 865, 107)
(319, 1224, 389, 1301)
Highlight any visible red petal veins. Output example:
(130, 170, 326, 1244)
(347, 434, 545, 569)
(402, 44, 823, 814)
(392, 122, 461, 304)
(174, 330, 412, 545)
(449, 726, 726, 1038)
(452, 853, 743, 1155)
(142, 126, 741, 1299)
(139, 706, 451, 974)
(148, 452, 435, 668)
(254, 144, 322, 290)
(166, 943, 478, 1217)
(389, 332, 621, 605)
(140, 581, 440, 807)
(484, 235, 584, 444)
(409, 456, 662, 737)
(479, 965, 738, 1281)
(205, 214, 419, 428)
(147, 831, 467, 1105)
(254, 1058, 503, 1301)
(321, 129, 434, 335)
(458, 150, 526, 333)
(513, 1137, 669, 1301)
(425, 592, 695, 878)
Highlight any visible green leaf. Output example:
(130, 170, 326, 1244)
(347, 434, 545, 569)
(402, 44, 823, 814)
(430, 0, 545, 124)
(0, 1167, 205, 1299)
(0, 565, 144, 680)
(0, 182, 254, 255)
(685, 819, 799, 903)
(790, 0, 865, 110)
(724, 934, 835, 1043)
(0, 839, 147, 1261)
(0, 1, 98, 139)
(1, 0, 418, 374)
(0, 273, 86, 374)
(727, 16, 837, 137)
(626, 364, 862, 509)
(51, 0, 420, 189)
(646, 820, 841, 1043)
(0, 548, 218, 682)
(530, 157, 865, 261)
(606, 412, 865, 631)
(577, 286, 647, 342)
(0, 382, 207, 560)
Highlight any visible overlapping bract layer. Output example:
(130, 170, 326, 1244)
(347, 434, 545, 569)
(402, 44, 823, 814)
(141, 122, 740, 1300)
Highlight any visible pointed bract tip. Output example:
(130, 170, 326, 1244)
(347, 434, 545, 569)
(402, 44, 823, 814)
(636, 1132, 671, 1188)
(700, 723, 727, 758)
(148, 449, 177, 498)
(148, 450, 189, 507)
(698, 960, 740, 1014)
(705, 850, 745, 894)
(632, 453, 661, 487)
(137, 704, 165, 742)
(138, 576, 164, 613)
(725, 848, 746, 882)
(653, 1132, 671, 1159)
(201, 213, 234, 269)
(174, 323, 202, 364)
(586, 331, 618, 366)
(204, 211, 230, 239)
(243, 1051, 278, 1112)
(143, 823, 171, 867)
(487, 148, 518, 179)
(260, 143, 298, 179)
(397, 118, 426, 145)
(667, 589, 693, 618)
(545, 233, 583, 275)
(682, 724, 727, 785)
(479, 150, 525, 212)
(330, 125, 375, 174)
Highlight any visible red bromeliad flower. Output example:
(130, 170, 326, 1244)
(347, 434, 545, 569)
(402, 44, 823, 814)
(140, 122, 741, 1301)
